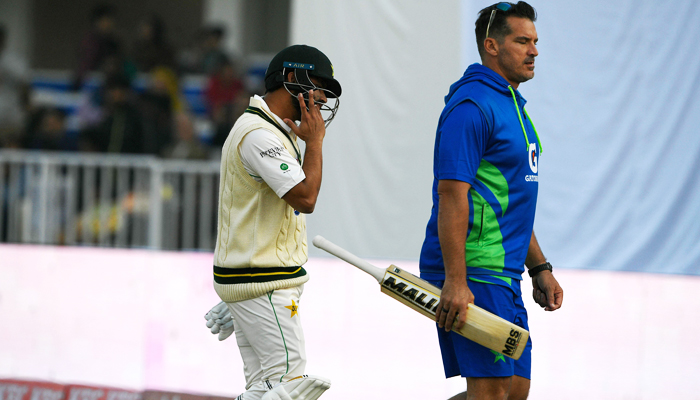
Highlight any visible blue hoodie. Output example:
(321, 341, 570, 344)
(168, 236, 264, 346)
(419, 63, 541, 284)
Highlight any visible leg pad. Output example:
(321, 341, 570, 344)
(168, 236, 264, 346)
(261, 375, 331, 400)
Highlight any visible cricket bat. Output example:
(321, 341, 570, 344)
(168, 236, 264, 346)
(312, 235, 529, 360)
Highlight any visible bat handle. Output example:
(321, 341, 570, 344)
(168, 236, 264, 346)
(312, 235, 385, 283)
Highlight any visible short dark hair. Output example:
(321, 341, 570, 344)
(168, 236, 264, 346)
(475, 1, 536, 58)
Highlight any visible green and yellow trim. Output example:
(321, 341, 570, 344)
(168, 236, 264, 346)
(213, 266, 307, 284)
(507, 85, 542, 153)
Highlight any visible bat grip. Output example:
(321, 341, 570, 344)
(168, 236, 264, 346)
(312, 236, 385, 283)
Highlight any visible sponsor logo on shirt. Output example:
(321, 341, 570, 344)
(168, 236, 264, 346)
(260, 146, 285, 158)
(528, 142, 538, 173)
(280, 163, 289, 171)
(525, 143, 538, 182)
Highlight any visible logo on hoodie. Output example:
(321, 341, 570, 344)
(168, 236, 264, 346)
(528, 142, 538, 174)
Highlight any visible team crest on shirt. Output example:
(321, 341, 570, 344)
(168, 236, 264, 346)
(285, 299, 299, 317)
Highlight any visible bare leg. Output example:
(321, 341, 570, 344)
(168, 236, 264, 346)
(447, 375, 524, 400)
(447, 392, 466, 400)
(465, 377, 512, 400)
(507, 376, 530, 400)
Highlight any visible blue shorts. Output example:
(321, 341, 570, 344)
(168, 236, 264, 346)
(426, 279, 532, 379)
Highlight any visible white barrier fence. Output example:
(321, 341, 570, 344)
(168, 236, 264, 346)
(0, 150, 220, 251)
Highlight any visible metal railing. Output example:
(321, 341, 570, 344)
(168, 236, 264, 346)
(0, 150, 220, 251)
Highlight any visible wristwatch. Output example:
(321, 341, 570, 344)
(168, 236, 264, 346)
(528, 262, 552, 277)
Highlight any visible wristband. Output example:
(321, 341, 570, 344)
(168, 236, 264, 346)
(528, 262, 552, 277)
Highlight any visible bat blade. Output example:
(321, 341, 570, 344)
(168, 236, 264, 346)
(312, 235, 529, 360)
(381, 266, 528, 360)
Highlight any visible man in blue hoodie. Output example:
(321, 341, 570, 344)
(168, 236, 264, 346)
(419, 2, 564, 399)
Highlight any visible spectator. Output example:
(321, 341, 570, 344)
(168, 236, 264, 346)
(201, 26, 229, 75)
(79, 74, 143, 153)
(206, 60, 247, 147)
(131, 14, 175, 72)
(0, 24, 30, 148)
(74, 83, 106, 131)
(179, 26, 229, 75)
(205, 59, 244, 114)
(175, 30, 202, 74)
(162, 112, 208, 160)
(24, 108, 75, 151)
(72, 4, 123, 90)
(139, 66, 182, 155)
(74, 52, 134, 131)
(152, 66, 183, 112)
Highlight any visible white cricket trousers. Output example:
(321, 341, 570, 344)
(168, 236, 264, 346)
(227, 285, 306, 400)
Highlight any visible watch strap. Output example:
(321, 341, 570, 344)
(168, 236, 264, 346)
(528, 262, 552, 277)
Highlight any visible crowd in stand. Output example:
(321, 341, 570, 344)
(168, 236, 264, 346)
(0, 4, 251, 160)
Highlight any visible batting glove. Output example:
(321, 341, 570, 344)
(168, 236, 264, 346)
(204, 301, 234, 341)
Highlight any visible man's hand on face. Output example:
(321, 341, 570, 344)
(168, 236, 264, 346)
(284, 90, 325, 145)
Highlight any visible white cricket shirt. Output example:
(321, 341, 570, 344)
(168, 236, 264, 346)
(239, 95, 306, 198)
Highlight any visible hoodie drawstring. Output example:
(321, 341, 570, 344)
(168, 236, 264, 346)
(508, 86, 542, 153)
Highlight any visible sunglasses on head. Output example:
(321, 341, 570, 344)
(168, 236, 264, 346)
(486, 2, 512, 38)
